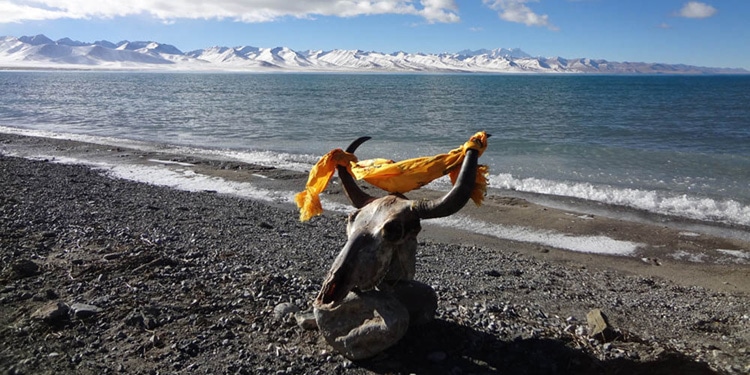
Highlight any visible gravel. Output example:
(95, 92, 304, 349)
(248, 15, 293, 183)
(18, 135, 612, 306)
(1, 155, 748, 374)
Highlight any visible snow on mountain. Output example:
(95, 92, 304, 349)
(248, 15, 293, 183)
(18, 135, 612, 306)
(0, 36, 26, 56)
(262, 47, 311, 67)
(0, 34, 746, 74)
(314, 49, 384, 70)
(116, 40, 184, 55)
(187, 46, 285, 69)
(0, 36, 174, 66)
(457, 48, 531, 59)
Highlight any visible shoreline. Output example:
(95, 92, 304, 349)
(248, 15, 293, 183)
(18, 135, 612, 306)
(2, 131, 748, 295)
(1, 133, 749, 374)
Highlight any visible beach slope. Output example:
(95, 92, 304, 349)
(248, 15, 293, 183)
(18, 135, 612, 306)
(1, 136, 749, 374)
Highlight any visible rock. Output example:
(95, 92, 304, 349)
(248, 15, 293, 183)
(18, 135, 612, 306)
(150, 333, 164, 348)
(45, 289, 59, 300)
(586, 309, 618, 343)
(10, 259, 40, 279)
(103, 252, 125, 260)
(273, 302, 300, 320)
(390, 280, 438, 326)
(131, 306, 163, 329)
(69, 303, 102, 319)
(295, 311, 318, 330)
(314, 290, 409, 360)
(124, 309, 145, 327)
(31, 302, 69, 323)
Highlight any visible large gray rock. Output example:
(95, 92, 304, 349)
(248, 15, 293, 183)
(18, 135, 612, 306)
(295, 310, 318, 330)
(273, 302, 300, 320)
(69, 302, 102, 319)
(314, 290, 409, 360)
(390, 280, 438, 326)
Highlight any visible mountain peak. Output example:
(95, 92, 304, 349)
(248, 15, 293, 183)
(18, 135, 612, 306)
(18, 34, 54, 46)
(115, 40, 184, 55)
(94, 40, 117, 49)
(56, 37, 89, 47)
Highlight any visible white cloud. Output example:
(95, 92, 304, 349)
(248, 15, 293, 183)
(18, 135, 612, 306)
(0, 1, 72, 22)
(483, 0, 557, 30)
(419, 0, 460, 23)
(0, 0, 460, 24)
(677, 1, 717, 19)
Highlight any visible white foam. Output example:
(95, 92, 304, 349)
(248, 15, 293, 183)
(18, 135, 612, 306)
(31, 153, 360, 219)
(0, 125, 165, 152)
(14, 152, 293, 204)
(147, 159, 196, 167)
(491, 173, 750, 227)
(0, 126, 317, 173)
(679, 231, 701, 237)
(98, 160, 362, 217)
(175, 146, 317, 173)
(670, 250, 707, 263)
(432, 215, 642, 256)
(716, 249, 750, 260)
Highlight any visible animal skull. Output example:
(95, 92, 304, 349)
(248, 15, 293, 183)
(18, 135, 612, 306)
(314, 136, 481, 307)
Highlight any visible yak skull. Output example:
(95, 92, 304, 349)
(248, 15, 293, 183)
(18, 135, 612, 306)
(314, 136, 481, 307)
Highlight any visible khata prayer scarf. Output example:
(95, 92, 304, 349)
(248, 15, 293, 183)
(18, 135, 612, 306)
(295, 131, 489, 222)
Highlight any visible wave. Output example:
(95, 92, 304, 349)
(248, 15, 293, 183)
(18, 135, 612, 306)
(434, 215, 642, 256)
(490, 173, 750, 227)
(0, 125, 319, 172)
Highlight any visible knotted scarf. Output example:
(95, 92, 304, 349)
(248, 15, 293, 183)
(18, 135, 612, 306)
(295, 131, 489, 222)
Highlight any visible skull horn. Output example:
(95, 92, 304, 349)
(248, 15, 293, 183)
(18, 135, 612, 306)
(337, 136, 375, 208)
(412, 148, 479, 219)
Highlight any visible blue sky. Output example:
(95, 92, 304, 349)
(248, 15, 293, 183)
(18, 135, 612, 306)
(1, 1, 747, 69)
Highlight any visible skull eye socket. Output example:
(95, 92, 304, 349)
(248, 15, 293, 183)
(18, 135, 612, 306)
(403, 219, 421, 235)
(382, 220, 404, 242)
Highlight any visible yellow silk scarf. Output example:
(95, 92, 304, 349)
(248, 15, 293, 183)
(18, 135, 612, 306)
(295, 131, 489, 222)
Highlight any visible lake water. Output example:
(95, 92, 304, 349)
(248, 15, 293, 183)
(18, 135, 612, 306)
(1, 71, 749, 227)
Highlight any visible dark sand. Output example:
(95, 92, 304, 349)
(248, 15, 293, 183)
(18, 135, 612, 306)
(1, 132, 748, 374)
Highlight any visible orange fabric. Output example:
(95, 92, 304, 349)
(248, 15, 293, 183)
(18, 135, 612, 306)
(351, 131, 488, 193)
(294, 148, 358, 222)
(295, 131, 489, 222)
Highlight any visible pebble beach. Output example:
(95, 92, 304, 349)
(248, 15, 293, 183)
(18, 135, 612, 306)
(1, 133, 749, 374)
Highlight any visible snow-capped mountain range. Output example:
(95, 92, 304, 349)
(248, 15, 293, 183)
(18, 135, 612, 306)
(1, 34, 746, 74)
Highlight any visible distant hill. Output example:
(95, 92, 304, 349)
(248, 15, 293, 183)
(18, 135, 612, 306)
(1, 34, 747, 74)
